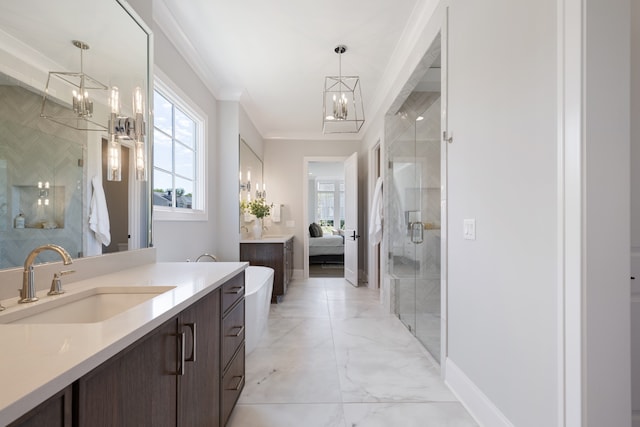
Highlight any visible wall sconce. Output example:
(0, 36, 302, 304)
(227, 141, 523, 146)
(239, 171, 252, 192)
(255, 183, 266, 200)
(106, 86, 147, 182)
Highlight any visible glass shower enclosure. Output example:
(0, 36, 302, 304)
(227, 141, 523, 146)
(386, 91, 442, 362)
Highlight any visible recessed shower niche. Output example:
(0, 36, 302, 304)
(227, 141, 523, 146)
(12, 183, 66, 229)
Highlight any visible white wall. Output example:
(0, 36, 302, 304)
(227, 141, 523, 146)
(264, 140, 360, 273)
(216, 101, 240, 261)
(150, 27, 220, 262)
(126, 0, 264, 263)
(445, 1, 559, 425)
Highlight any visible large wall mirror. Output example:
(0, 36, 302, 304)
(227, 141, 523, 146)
(0, 0, 152, 269)
(239, 137, 263, 232)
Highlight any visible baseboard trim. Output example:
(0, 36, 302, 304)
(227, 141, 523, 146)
(445, 358, 514, 427)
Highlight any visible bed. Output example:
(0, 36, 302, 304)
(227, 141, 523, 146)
(309, 234, 344, 264)
(308, 222, 345, 264)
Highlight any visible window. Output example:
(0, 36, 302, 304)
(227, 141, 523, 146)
(315, 179, 344, 229)
(153, 74, 206, 220)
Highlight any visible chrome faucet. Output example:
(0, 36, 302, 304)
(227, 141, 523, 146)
(195, 253, 217, 262)
(20, 244, 73, 304)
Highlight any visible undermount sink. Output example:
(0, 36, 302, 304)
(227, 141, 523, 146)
(0, 286, 176, 324)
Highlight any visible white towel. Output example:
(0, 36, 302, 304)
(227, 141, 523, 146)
(272, 203, 281, 223)
(368, 177, 383, 244)
(89, 175, 111, 246)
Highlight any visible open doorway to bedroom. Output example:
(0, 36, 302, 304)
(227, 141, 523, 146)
(307, 160, 345, 278)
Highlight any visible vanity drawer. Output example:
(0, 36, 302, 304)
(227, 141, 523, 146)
(222, 272, 245, 315)
(222, 299, 245, 372)
(221, 343, 245, 426)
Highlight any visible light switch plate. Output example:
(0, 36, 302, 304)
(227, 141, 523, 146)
(464, 219, 476, 240)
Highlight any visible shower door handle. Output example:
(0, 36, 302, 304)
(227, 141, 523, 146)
(410, 222, 424, 244)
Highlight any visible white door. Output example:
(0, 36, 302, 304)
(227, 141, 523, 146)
(344, 152, 358, 286)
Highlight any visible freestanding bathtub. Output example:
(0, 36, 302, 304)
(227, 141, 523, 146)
(244, 266, 274, 355)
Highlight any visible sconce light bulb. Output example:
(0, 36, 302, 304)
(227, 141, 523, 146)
(133, 87, 144, 114)
(38, 181, 42, 189)
(45, 181, 49, 189)
(135, 139, 146, 181)
(107, 135, 122, 182)
(110, 86, 120, 115)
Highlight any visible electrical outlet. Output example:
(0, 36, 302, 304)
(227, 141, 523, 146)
(464, 219, 476, 240)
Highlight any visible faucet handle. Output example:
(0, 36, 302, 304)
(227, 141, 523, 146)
(48, 269, 75, 296)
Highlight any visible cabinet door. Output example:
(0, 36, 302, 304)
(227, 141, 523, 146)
(76, 318, 178, 427)
(8, 386, 72, 427)
(178, 289, 221, 427)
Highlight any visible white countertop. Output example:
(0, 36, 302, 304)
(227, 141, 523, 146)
(240, 234, 294, 243)
(0, 261, 247, 425)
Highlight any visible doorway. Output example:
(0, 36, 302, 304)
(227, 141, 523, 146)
(307, 160, 346, 278)
(101, 138, 130, 254)
(386, 34, 445, 363)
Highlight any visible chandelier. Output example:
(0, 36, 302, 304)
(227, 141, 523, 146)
(40, 40, 108, 131)
(322, 45, 364, 134)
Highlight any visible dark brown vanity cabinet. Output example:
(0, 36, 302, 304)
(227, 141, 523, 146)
(8, 386, 72, 427)
(177, 288, 221, 426)
(11, 272, 246, 427)
(241, 237, 293, 303)
(76, 287, 227, 426)
(76, 317, 179, 426)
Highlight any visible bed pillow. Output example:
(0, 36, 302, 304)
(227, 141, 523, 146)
(309, 223, 323, 237)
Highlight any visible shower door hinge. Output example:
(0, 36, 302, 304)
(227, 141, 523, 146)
(388, 160, 393, 169)
(443, 131, 453, 144)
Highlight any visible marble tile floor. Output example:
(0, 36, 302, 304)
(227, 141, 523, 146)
(227, 277, 477, 427)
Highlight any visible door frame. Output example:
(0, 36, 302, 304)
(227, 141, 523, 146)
(302, 156, 348, 279)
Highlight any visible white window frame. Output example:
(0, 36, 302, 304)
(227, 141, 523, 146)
(315, 178, 344, 228)
(153, 69, 207, 221)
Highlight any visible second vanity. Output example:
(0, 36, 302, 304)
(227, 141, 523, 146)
(0, 260, 247, 426)
(240, 234, 293, 303)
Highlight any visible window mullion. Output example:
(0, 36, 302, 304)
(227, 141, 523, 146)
(171, 104, 177, 208)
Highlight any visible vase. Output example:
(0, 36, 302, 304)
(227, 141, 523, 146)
(252, 218, 263, 239)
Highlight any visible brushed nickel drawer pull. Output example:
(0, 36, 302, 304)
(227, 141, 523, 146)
(224, 285, 245, 295)
(226, 375, 245, 391)
(184, 322, 196, 362)
(226, 325, 245, 337)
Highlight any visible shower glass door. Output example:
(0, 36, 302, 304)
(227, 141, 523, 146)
(386, 96, 441, 362)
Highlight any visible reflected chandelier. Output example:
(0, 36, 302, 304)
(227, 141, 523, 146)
(40, 40, 108, 132)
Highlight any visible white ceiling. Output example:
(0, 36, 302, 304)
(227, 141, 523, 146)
(154, 0, 422, 141)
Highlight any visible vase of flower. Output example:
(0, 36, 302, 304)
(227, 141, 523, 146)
(252, 218, 263, 239)
(243, 198, 272, 239)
